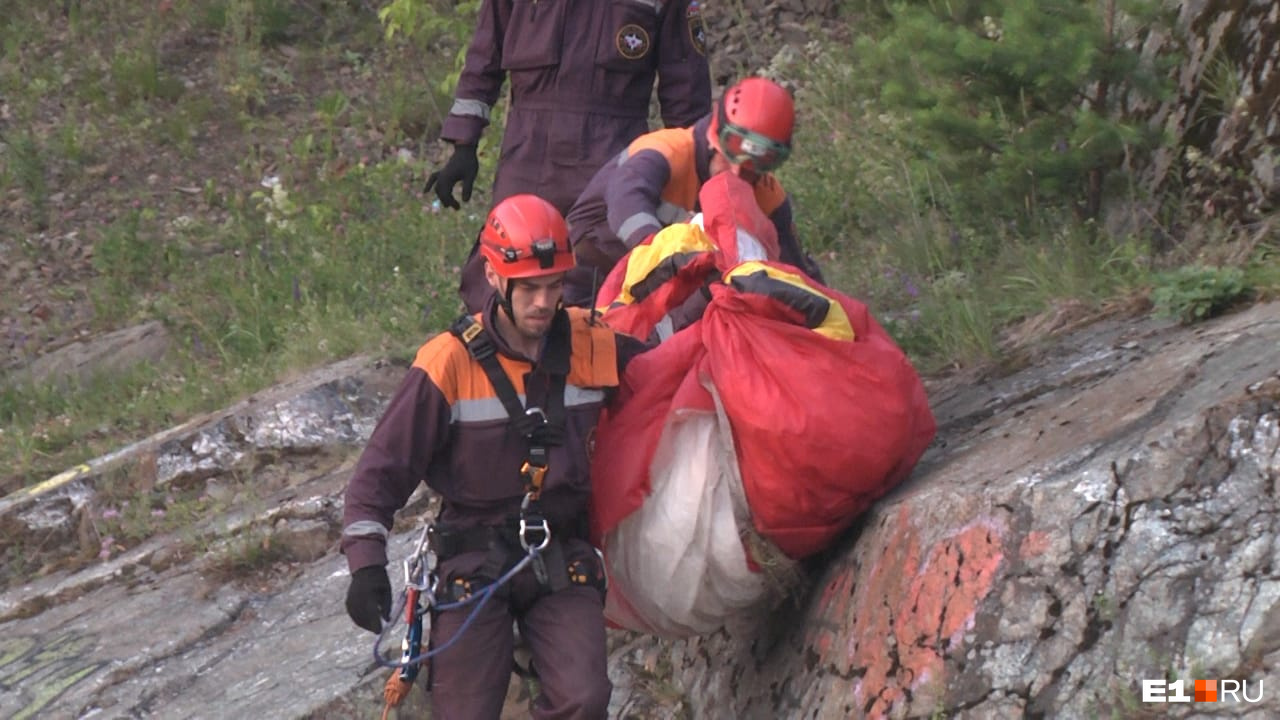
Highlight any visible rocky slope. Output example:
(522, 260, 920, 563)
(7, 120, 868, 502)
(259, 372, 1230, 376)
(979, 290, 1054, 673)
(3, 302, 1278, 718)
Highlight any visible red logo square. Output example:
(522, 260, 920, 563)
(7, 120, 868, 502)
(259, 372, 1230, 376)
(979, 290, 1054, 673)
(1195, 679, 1217, 702)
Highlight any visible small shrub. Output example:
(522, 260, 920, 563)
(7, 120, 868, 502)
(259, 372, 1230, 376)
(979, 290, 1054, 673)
(1244, 240, 1280, 299)
(848, 0, 1171, 229)
(202, 0, 298, 47)
(91, 210, 180, 317)
(1152, 266, 1250, 324)
(378, 0, 480, 94)
(203, 530, 291, 583)
(110, 47, 185, 105)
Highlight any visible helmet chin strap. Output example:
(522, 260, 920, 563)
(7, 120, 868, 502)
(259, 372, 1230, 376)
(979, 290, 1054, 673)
(501, 278, 517, 324)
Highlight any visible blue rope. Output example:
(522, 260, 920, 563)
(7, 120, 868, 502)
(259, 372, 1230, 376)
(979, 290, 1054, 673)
(372, 550, 537, 669)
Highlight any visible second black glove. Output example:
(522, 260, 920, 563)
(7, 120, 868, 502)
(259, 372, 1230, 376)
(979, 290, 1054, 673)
(424, 143, 478, 209)
(345, 564, 392, 634)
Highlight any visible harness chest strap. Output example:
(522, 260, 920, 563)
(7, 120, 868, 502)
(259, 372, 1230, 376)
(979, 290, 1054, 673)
(448, 312, 570, 499)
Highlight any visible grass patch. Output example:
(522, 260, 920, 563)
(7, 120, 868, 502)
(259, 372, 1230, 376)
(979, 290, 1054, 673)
(1244, 237, 1280, 298)
(1, 159, 472, 489)
(2, 129, 52, 229)
(780, 26, 1263, 372)
(109, 46, 186, 106)
(0, 0, 467, 489)
(2, 0, 1278, 494)
(201, 528, 293, 585)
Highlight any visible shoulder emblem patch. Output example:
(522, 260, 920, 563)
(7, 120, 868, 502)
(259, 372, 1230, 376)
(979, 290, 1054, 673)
(616, 23, 652, 60)
(687, 1, 707, 56)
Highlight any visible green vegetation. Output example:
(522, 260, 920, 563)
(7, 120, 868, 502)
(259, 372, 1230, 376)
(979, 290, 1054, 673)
(0, 0, 467, 489)
(781, 0, 1275, 366)
(852, 0, 1168, 226)
(201, 528, 293, 582)
(1, 0, 1276, 495)
(1152, 266, 1250, 324)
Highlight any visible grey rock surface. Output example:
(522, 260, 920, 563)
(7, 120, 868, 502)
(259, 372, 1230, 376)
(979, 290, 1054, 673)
(4, 303, 1278, 719)
(643, 301, 1280, 719)
(0, 356, 407, 718)
(0, 527, 420, 720)
(0, 356, 401, 587)
(5, 321, 171, 390)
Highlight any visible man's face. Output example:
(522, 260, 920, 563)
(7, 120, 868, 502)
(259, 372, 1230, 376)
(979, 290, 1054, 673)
(710, 151, 761, 184)
(710, 121, 788, 184)
(489, 267, 565, 340)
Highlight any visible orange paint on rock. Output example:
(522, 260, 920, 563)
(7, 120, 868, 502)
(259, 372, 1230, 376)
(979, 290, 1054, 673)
(808, 563, 858, 658)
(1019, 530, 1051, 559)
(846, 507, 1005, 719)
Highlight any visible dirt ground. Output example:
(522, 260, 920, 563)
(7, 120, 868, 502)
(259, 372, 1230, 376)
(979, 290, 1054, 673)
(1, 0, 842, 380)
(1, 2, 443, 375)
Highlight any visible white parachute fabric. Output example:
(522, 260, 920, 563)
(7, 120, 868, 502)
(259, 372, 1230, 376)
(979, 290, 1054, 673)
(601, 409, 767, 638)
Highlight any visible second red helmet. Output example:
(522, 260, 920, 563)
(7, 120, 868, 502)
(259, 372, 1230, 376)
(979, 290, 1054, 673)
(707, 77, 795, 173)
(479, 194, 575, 279)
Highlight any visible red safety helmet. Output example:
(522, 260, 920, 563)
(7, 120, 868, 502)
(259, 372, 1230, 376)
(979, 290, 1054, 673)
(707, 77, 794, 173)
(479, 194, 575, 279)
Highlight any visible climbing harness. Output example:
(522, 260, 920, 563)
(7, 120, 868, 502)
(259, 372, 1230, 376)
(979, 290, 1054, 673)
(373, 523, 545, 718)
(373, 311, 578, 715)
(448, 311, 572, 591)
(372, 526, 542, 670)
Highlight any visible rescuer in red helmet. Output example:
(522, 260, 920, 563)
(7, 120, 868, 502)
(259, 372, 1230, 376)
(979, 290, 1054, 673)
(342, 194, 647, 720)
(434, 0, 713, 315)
(564, 76, 824, 308)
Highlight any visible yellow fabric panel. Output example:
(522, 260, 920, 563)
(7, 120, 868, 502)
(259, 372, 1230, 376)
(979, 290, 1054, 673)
(613, 223, 718, 305)
(723, 262, 855, 341)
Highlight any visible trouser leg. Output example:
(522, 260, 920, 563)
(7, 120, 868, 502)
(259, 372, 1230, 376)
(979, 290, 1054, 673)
(519, 584, 611, 720)
(428, 595, 515, 720)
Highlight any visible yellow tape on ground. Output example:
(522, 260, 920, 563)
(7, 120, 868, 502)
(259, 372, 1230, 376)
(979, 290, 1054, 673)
(0, 463, 92, 508)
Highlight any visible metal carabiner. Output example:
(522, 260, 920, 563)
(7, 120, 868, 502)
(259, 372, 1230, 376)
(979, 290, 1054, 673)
(519, 515, 551, 552)
(404, 525, 437, 592)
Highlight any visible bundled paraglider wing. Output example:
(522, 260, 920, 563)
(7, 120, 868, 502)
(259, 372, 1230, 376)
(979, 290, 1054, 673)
(589, 173, 936, 638)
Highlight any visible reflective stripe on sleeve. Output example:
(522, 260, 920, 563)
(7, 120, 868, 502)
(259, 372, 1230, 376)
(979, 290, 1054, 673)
(450, 98, 492, 120)
(655, 201, 688, 225)
(618, 212, 663, 245)
(622, 0, 661, 12)
(343, 520, 390, 539)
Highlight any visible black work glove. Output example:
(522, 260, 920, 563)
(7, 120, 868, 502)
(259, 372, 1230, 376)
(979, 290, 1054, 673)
(345, 565, 392, 634)
(424, 143, 478, 209)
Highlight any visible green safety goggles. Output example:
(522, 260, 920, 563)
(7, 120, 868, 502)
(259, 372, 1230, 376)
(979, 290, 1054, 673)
(716, 121, 791, 173)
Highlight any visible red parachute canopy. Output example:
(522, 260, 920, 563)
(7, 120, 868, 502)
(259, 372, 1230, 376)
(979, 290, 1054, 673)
(590, 173, 935, 561)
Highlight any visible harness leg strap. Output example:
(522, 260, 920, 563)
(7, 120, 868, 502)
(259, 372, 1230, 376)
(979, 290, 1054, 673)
(538, 540, 571, 594)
